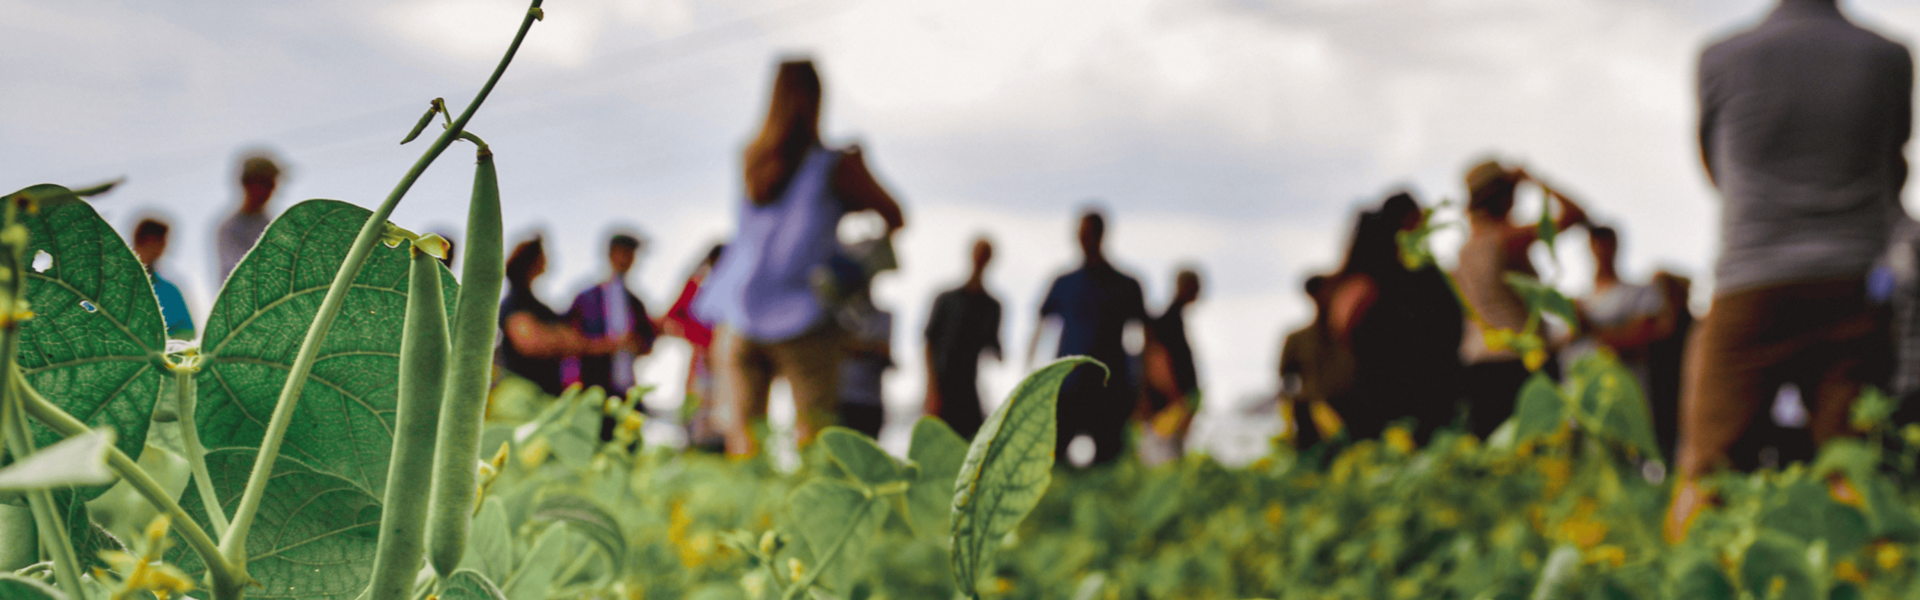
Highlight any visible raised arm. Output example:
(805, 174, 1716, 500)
(832, 145, 905, 232)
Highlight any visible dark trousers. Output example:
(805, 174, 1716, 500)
(1055, 366, 1131, 467)
(838, 403, 885, 440)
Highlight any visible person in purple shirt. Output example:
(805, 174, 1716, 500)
(565, 232, 657, 441)
(1029, 208, 1149, 467)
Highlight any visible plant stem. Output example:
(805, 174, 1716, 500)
(6, 399, 84, 600)
(217, 0, 544, 575)
(781, 500, 875, 600)
(16, 373, 240, 598)
(175, 366, 228, 537)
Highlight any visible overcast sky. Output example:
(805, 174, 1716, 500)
(6, 0, 1920, 442)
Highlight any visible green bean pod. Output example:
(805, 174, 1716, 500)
(366, 245, 451, 599)
(426, 145, 504, 577)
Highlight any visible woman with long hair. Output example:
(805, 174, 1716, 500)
(694, 58, 905, 456)
(498, 237, 634, 395)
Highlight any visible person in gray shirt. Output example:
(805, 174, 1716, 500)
(215, 151, 282, 282)
(1671, 0, 1910, 542)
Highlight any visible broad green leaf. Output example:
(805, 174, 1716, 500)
(0, 574, 63, 600)
(950, 357, 1096, 597)
(13, 186, 167, 499)
(1568, 356, 1661, 460)
(821, 426, 902, 487)
(163, 448, 381, 600)
(786, 479, 888, 592)
(1811, 438, 1880, 491)
(906, 417, 968, 539)
(1865, 477, 1920, 542)
(459, 497, 514, 584)
(195, 199, 458, 498)
(502, 524, 569, 600)
(0, 430, 114, 491)
(1849, 387, 1898, 433)
(1739, 533, 1816, 600)
(1760, 481, 1872, 559)
(1509, 373, 1567, 444)
(438, 569, 506, 600)
(1666, 554, 1735, 600)
(530, 494, 626, 571)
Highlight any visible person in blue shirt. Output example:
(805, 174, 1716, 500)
(1029, 208, 1149, 467)
(132, 218, 194, 340)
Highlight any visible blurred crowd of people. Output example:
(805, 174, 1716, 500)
(116, 0, 1918, 542)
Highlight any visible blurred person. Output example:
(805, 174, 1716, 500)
(1670, 0, 1909, 542)
(1883, 216, 1920, 424)
(834, 246, 894, 440)
(1452, 159, 1588, 438)
(662, 244, 726, 451)
(1028, 208, 1149, 467)
(1565, 226, 1667, 398)
(923, 237, 1003, 440)
(1324, 192, 1465, 443)
(1645, 269, 1695, 464)
(498, 237, 634, 396)
(565, 232, 658, 441)
(1139, 267, 1202, 465)
(1277, 275, 1354, 448)
(692, 58, 905, 456)
(131, 217, 194, 340)
(215, 151, 282, 282)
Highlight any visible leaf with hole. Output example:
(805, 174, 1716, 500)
(11, 186, 167, 501)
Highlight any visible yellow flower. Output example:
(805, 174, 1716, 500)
(1309, 400, 1345, 439)
(989, 577, 1013, 594)
(1263, 502, 1286, 527)
(787, 557, 806, 581)
(1768, 575, 1787, 597)
(1836, 559, 1869, 584)
(1384, 426, 1415, 455)
(1878, 542, 1906, 571)
(1391, 578, 1421, 600)
(1585, 544, 1626, 568)
(1829, 475, 1865, 508)
(97, 516, 197, 600)
(1432, 507, 1461, 529)
(1523, 347, 1548, 372)
(1538, 457, 1572, 498)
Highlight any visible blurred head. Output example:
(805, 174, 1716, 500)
(1304, 274, 1328, 312)
(1174, 268, 1202, 304)
(505, 237, 547, 290)
(1589, 225, 1618, 266)
(132, 218, 170, 267)
(970, 237, 994, 272)
(608, 232, 643, 275)
(1380, 191, 1422, 231)
(238, 151, 282, 213)
(1465, 159, 1519, 219)
(1077, 208, 1106, 259)
(744, 59, 824, 204)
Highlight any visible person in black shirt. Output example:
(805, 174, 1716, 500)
(1030, 209, 1149, 467)
(924, 237, 1004, 440)
(1141, 268, 1202, 464)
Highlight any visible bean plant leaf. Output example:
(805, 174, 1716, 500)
(1666, 554, 1735, 600)
(439, 569, 507, 600)
(12, 186, 167, 500)
(1567, 355, 1661, 460)
(0, 575, 63, 600)
(460, 497, 514, 584)
(503, 524, 569, 600)
(1739, 532, 1817, 599)
(950, 357, 1097, 597)
(1508, 372, 1566, 444)
(821, 426, 902, 487)
(906, 417, 968, 539)
(531, 493, 627, 571)
(195, 199, 458, 498)
(787, 479, 889, 592)
(1503, 273, 1578, 335)
(163, 448, 381, 600)
(1760, 480, 1872, 559)
(0, 430, 114, 491)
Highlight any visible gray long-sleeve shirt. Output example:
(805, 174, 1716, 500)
(1699, 0, 1912, 296)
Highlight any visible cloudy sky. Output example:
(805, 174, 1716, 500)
(6, 0, 1920, 445)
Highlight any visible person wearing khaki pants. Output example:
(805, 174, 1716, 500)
(714, 325, 846, 455)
